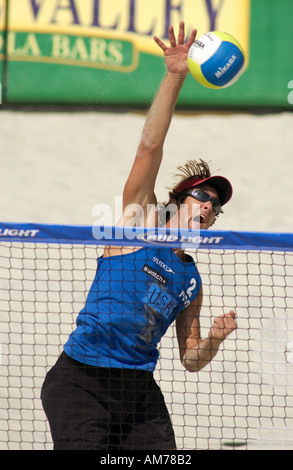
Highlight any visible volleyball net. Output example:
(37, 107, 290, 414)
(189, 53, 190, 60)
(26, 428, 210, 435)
(0, 222, 293, 450)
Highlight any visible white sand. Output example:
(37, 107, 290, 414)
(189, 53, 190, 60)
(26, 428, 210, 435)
(1, 110, 292, 232)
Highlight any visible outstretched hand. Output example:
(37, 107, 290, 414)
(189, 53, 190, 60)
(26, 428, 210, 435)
(153, 21, 197, 77)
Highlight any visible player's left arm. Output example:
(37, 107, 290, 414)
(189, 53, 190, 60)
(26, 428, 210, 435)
(176, 286, 237, 372)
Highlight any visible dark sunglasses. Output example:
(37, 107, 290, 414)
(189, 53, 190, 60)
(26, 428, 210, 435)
(184, 189, 222, 216)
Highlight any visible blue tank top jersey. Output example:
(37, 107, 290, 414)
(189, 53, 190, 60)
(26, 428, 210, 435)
(64, 247, 201, 372)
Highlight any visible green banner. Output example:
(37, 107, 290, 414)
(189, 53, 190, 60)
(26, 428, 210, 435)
(0, 0, 292, 109)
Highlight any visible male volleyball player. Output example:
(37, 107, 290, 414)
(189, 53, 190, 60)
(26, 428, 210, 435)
(41, 22, 237, 450)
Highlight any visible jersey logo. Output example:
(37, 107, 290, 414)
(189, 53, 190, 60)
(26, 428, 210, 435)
(138, 284, 178, 348)
(143, 283, 178, 316)
(142, 264, 168, 286)
(152, 256, 174, 273)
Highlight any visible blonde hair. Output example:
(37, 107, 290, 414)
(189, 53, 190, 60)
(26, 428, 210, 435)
(168, 158, 212, 200)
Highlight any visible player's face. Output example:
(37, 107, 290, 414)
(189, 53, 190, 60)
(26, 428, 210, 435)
(180, 184, 220, 230)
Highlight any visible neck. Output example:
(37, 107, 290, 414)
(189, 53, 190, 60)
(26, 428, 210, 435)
(173, 248, 187, 261)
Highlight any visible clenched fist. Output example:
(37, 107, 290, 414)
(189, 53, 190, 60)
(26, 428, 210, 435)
(208, 310, 237, 342)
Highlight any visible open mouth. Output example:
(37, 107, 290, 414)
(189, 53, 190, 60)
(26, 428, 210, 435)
(192, 214, 207, 226)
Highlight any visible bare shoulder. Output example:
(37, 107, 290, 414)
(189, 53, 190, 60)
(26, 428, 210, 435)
(102, 245, 141, 258)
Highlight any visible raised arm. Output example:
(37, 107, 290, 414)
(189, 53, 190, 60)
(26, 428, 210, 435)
(176, 287, 237, 372)
(123, 22, 197, 216)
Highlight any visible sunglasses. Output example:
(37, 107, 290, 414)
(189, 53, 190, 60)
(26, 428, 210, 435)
(184, 189, 222, 216)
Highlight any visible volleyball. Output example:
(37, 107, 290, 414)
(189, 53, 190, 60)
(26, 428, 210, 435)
(187, 31, 245, 89)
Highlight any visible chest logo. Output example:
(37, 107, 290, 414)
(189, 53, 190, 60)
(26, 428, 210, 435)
(142, 264, 168, 286)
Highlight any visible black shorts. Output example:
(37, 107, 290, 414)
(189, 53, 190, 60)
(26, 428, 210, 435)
(41, 352, 176, 450)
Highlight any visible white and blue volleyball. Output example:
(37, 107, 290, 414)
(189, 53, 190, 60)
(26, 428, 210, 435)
(188, 31, 245, 89)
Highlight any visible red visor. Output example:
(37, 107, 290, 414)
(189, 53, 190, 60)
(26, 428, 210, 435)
(174, 175, 233, 206)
